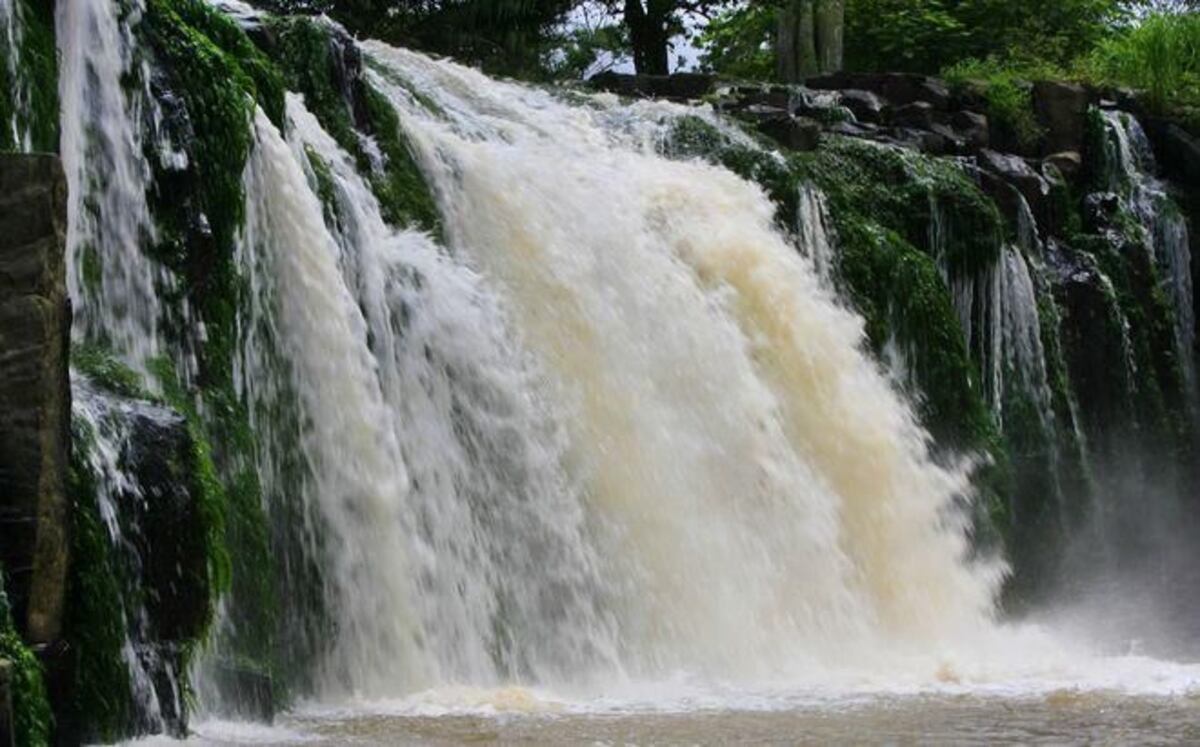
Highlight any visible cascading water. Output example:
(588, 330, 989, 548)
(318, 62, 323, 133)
(71, 377, 188, 736)
(0, 0, 27, 150)
(363, 43, 1002, 680)
(233, 94, 619, 694)
(796, 181, 836, 285)
(1101, 110, 1196, 405)
(57, 0, 169, 375)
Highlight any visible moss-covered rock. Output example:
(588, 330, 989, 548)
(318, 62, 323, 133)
(0, 0, 59, 154)
(0, 576, 52, 747)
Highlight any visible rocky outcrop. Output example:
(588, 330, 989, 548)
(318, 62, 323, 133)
(0, 659, 10, 747)
(589, 71, 717, 102)
(1033, 81, 1090, 155)
(0, 155, 70, 646)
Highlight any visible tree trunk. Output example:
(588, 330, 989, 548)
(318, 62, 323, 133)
(776, 0, 817, 82)
(625, 0, 671, 75)
(777, 0, 843, 82)
(814, 0, 844, 74)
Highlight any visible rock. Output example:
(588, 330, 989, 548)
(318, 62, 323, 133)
(886, 127, 949, 155)
(977, 149, 1051, 222)
(757, 115, 822, 152)
(806, 72, 951, 109)
(589, 71, 716, 101)
(951, 110, 989, 150)
(208, 662, 276, 723)
(838, 89, 888, 123)
(0, 659, 11, 747)
(929, 124, 968, 155)
(1082, 191, 1123, 233)
(0, 155, 70, 646)
(1044, 151, 1083, 182)
(1033, 81, 1090, 155)
(1145, 120, 1200, 188)
(891, 101, 935, 130)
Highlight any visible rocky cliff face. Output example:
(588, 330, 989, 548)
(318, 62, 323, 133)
(0, 154, 70, 646)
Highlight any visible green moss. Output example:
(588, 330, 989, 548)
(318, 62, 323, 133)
(305, 145, 341, 224)
(64, 421, 133, 743)
(270, 17, 441, 234)
(0, 0, 59, 153)
(72, 345, 150, 400)
(0, 573, 52, 747)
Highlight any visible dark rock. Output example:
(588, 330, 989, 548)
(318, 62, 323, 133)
(725, 85, 792, 112)
(1044, 151, 1083, 182)
(891, 101, 935, 130)
(757, 115, 822, 152)
(1049, 242, 1136, 435)
(589, 71, 716, 101)
(886, 127, 949, 155)
(0, 660, 11, 747)
(830, 120, 882, 139)
(807, 71, 951, 109)
(0, 155, 70, 646)
(977, 149, 1051, 221)
(838, 89, 888, 123)
(1082, 191, 1123, 233)
(737, 103, 791, 124)
(208, 662, 276, 723)
(951, 110, 990, 149)
(930, 124, 968, 155)
(1033, 81, 1090, 155)
(1144, 119, 1200, 188)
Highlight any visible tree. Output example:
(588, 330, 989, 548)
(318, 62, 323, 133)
(600, 1, 735, 75)
(776, 0, 844, 81)
(270, 0, 579, 77)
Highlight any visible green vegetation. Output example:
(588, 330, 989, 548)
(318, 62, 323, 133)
(272, 17, 441, 233)
(0, 574, 52, 747)
(1086, 11, 1200, 115)
(65, 423, 135, 743)
(0, 0, 59, 153)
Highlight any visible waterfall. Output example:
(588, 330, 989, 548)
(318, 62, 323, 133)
(796, 182, 837, 285)
(71, 378, 189, 736)
(0, 0, 27, 150)
(362, 43, 1002, 679)
(1101, 110, 1196, 404)
(57, 0, 168, 375)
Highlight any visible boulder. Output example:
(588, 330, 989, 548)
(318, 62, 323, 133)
(757, 115, 822, 152)
(0, 659, 10, 747)
(1044, 151, 1083, 182)
(838, 89, 888, 123)
(891, 101, 935, 130)
(589, 71, 716, 101)
(951, 110, 990, 150)
(1033, 81, 1090, 155)
(0, 155, 70, 646)
(977, 149, 1051, 222)
(208, 662, 276, 723)
(806, 72, 951, 109)
(1145, 119, 1200, 188)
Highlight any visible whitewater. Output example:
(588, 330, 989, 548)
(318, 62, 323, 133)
(43, 4, 1200, 741)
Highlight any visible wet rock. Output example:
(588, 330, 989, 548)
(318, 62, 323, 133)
(1044, 151, 1083, 182)
(208, 662, 276, 723)
(589, 71, 716, 101)
(977, 149, 1050, 221)
(807, 71, 951, 109)
(0, 659, 10, 747)
(1082, 192, 1123, 233)
(838, 89, 888, 123)
(886, 127, 949, 155)
(891, 101, 935, 130)
(951, 110, 989, 150)
(1146, 120, 1200, 188)
(1033, 81, 1090, 155)
(0, 155, 70, 645)
(757, 115, 822, 152)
